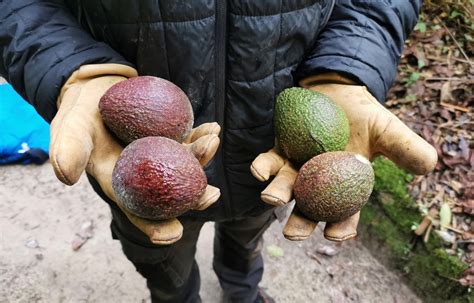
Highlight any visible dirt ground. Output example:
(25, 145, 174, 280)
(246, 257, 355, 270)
(0, 163, 421, 303)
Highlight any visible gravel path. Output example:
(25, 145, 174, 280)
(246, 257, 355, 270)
(0, 163, 421, 302)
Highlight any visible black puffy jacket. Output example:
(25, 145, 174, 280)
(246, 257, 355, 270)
(0, 0, 421, 220)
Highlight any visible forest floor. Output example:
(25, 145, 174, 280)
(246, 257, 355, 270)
(383, 3, 473, 285)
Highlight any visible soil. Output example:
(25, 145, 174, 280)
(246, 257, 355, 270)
(0, 163, 420, 302)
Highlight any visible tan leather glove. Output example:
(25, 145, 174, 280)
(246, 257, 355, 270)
(251, 72, 438, 242)
(50, 64, 221, 245)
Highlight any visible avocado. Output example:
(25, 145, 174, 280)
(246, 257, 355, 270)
(274, 87, 349, 166)
(112, 136, 206, 220)
(294, 151, 374, 223)
(99, 76, 194, 144)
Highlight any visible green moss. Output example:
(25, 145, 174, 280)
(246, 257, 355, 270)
(359, 202, 377, 225)
(372, 158, 420, 231)
(372, 157, 414, 199)
(432, 249, 469, 280)
(358, 157, 471, 302)
(405, 251, 470, 301)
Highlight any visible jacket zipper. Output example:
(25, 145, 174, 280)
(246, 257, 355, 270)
(215, 0, 233, 217)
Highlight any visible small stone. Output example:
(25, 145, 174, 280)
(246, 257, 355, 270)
(78, 220, 94, 239)
(25, 239, 39, 249)
(315, 244, 340, 257)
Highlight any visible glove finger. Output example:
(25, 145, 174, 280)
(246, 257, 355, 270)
(283, 207, 318, 241)
(193, 185, 221, 211)
(86, 137, 123, 202)
(260, 161, 297, 206)
(324, 212, 360, 242)
(184, 122, 221, 144)
(183, 134, 220, 166)
(50, 106, 93, 185)
(372, 104, 438, 175)
(250, 148, 286, 182)
(117, 202, 183, 245)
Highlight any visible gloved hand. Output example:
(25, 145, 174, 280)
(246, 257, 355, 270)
(50, 64, 221, 245)
(251, 73, 438, 242)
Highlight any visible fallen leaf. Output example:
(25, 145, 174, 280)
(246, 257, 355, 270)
(468, 244, 474, 252)
(266, 244, 284, 257)
(442, 156, 465, 167)
(439, 203, 452, 228)
(448, 180, 464, 194)
(462, 200, 474, 215)
(459, 265, 474, 287)
(462, 231, 474, 240)
(458, 137, 470, 161)
(440, 109, 453, 121)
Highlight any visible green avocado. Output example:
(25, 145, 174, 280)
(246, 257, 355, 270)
(274, 87, 349, 166)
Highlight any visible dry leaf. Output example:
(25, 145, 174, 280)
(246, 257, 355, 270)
(266, 245, 284, 257)
(439, 203, 452, 229)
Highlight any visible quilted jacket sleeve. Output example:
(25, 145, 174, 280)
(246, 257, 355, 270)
(0, 0, 132, 122)
(296, 0, 422, 102)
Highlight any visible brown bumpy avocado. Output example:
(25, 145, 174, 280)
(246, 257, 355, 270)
(112, 136, 206, 220)
(99, 76, 194, 144)
(294, 151, 374, 223)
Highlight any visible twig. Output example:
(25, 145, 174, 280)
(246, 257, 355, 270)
(440, 101, 471, 113)
(306, 251, 322, 265)
(426, 55, 472, 64)
(437, 121, 473, 129)
(385, 98, 417, 106)
(457, 239, 474, 244)
(401, 119, 472, 130)
(451, 57, 473, 64)
(447, 48, 452, 69)
(444, 225, 464, 234)
(425, 77, 464, 81)
(415, 215, 433, 236)
(435, 16, 473, 67)
(423, 222, 433, 243)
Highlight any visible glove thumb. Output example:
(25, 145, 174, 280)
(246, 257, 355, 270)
(50, 84, 94, 185)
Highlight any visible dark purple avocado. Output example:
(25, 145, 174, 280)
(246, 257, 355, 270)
(99, 76, 194, 144)
(112, 137, 207, 220)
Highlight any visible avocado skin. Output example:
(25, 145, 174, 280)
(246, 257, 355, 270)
(99, 76, 194, 144)
(112, 136, 206, 220)
(275, 87, 349, 166)
(294, 151, 374, 223)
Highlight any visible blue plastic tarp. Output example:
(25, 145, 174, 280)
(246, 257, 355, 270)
(0, 83, 50, 164)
